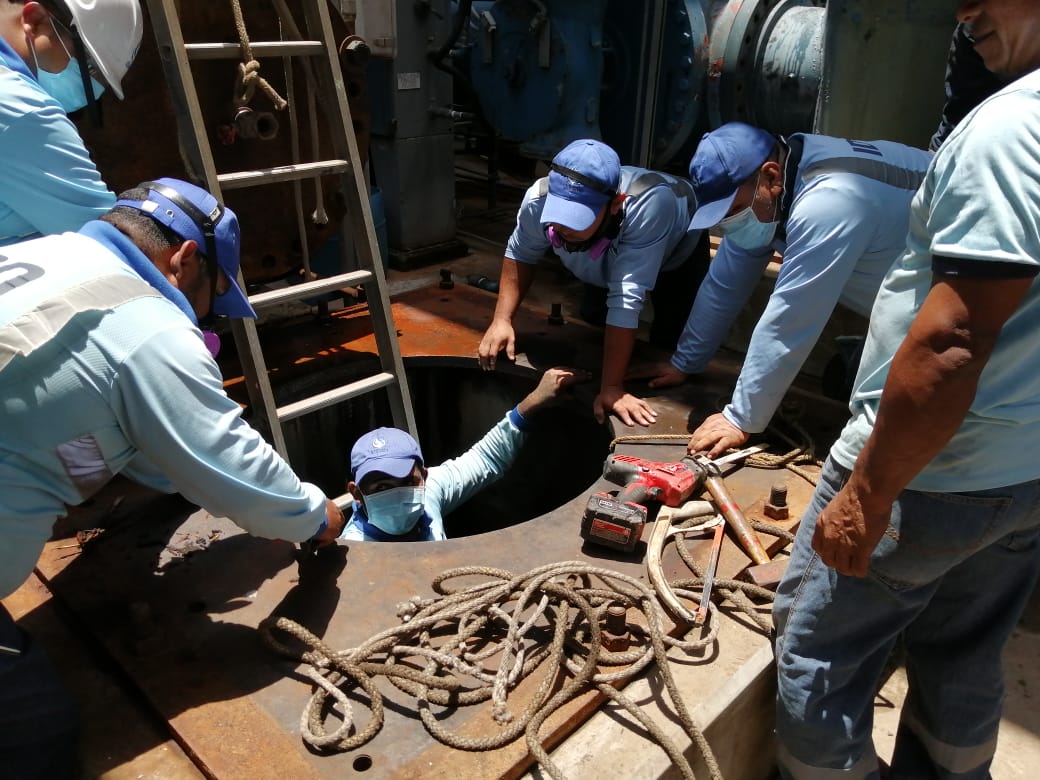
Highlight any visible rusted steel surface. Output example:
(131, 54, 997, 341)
(31, 284, 846, 777)
(2, 574, 204, 780)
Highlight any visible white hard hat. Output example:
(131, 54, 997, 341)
(60, 0, 144, 100)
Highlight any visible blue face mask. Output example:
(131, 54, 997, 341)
(32, 19, 105, 113)
(361, 485, 426, 536)
(717, 206, 779, 250)
(717, 171, 780, 250)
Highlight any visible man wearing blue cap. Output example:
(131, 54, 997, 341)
(342, 367, 580, 541)
(0, 177, 345, 775)
(640, 121, 932, 458)
(477, 139, 708, 428)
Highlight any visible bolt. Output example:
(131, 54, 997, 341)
(764, 481, 790, 520)
(602, 603, 630, 652)
(439, 269, 454, 289)
(547, 302, 565, 326)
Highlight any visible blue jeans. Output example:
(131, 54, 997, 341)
(774, 457, 1040, 779)
(0, 606, 79, 779)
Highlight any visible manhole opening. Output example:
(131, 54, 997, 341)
(275, 359, 612, 538)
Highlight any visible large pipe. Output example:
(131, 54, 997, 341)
(706, 0, 826, 137)
(813, 0, 953, 147)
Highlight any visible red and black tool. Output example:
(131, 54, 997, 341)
(580, 447, 768, 562)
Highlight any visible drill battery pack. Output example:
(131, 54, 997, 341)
(580, 492, 647, 553)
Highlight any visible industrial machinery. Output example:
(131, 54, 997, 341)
(338, 0, 954, 266)
(80, 1, 956, 275)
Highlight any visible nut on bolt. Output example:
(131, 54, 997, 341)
(548, 302, 565, 326)
(602, 603, 630, 652)
(764, 481, 789, 520)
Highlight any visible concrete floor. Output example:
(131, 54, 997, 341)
(873, 630, 1040, 778)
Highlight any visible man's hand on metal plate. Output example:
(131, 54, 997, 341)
(477, 319, 516, 370)
(687, 412, 750, 459)
(595, 386, 658, 427)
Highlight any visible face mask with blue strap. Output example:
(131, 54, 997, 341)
(717, 171, 780, 250)
(360, 486, 427, 536)
(31, 18, 105, 113)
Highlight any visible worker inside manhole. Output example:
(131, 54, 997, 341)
(279, 362, 612, 541)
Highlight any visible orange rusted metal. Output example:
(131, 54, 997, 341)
(28, 284, 840, 777)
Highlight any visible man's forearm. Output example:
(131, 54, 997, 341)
(848, 277, 1029, 509)
(491, 258, 536, 323)
(850, 331, 986, 509)
(601, 325, 637, 391)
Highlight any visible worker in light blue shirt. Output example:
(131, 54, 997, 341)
(0, 178, 347, 601)
(642, 122, 932, 458)
(342, 368, 580, 542)
(774, 38, 1040, 777)
(478, 139, 708, 429)
(0, 177, 347, 776)
(0, 0, 143, 246)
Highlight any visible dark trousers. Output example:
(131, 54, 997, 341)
(579, 230, 711, 350)
(0, 605, 79, 779)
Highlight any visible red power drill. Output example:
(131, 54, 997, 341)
(580, 455, 699, 553)
(581, 448, 771, 564)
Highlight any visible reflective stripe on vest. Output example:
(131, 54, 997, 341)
(799, 156, 927, 192)
(0, 273, 162, 372)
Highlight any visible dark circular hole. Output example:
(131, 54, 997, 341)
(352, 755, 373, 772)
(277, 359, 612, 538)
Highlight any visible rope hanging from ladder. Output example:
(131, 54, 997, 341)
(230, 0, 289, 110)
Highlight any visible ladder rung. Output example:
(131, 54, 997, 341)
(329, 491, 354, 511)
(277, 373, 397, 422)
(249, 270, 374, 309)
(184, 41, 325, 59)
(217, 160, 351, 190)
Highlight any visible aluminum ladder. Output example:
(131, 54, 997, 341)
(144, 0, 417, 493)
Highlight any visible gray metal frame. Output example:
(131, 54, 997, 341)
(145, 0, 417, 504)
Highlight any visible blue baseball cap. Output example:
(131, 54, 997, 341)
(115, 178, 256, 319)
(351, 427, 425, 487)
(540, 139, 621, 232)
(688, 123, 777, 230)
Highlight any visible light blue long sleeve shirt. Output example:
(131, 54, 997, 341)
(506, 167, 700, 329)
(671, 133, 932, 434)
(0, 223, 328, 598)
(835, 71, 1040, 492)
(0, 37, 115, 246)
(340, 410, 529, 542)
